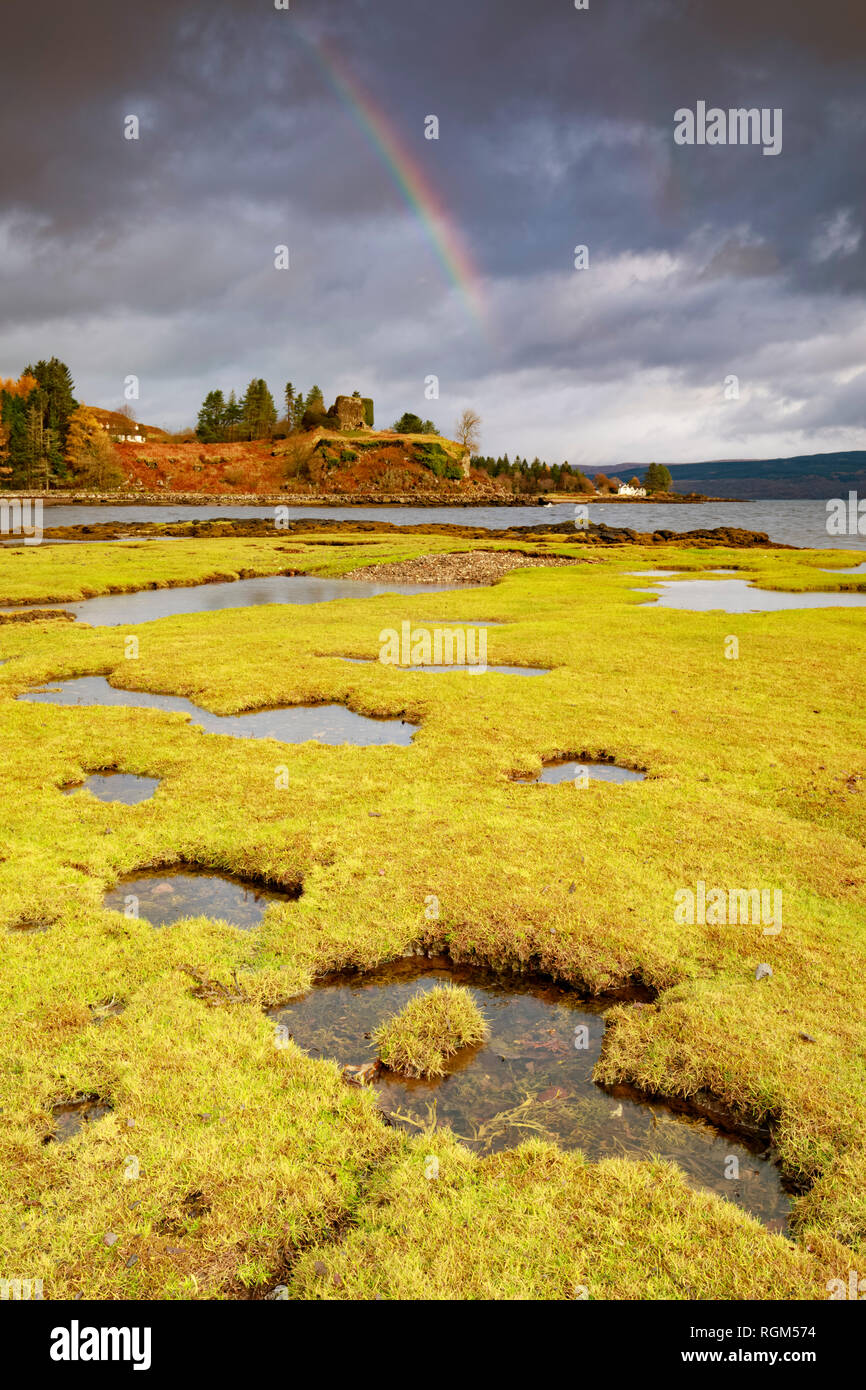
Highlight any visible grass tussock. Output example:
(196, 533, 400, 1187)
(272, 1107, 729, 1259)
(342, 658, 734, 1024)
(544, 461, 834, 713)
(374, 984, 487, 1078)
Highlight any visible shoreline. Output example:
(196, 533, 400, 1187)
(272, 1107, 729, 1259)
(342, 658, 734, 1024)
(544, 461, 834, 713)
(10, 489, 745, 508)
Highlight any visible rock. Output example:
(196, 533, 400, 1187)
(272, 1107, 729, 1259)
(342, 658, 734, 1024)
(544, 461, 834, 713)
(103, 1232, 118, 1247)
(538, 1086, 569, 1103)
(799, 1031, 817, 1042)
(342, 1061, 381, 1086)
(755, 963, 773, 981)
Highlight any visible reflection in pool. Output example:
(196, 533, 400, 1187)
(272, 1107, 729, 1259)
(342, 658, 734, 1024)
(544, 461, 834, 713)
(104, 868, 300, 929)
(637, 578, 866, 613)
(514, 759, 645, 784)
(18, 676, 417, 745)
(61, 771, 159, 804)
(0, 574, 476, 627)
(269, 960, 791, 1231)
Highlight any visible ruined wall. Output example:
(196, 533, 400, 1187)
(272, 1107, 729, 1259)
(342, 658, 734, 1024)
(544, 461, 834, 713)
(328, 396, 368, 430)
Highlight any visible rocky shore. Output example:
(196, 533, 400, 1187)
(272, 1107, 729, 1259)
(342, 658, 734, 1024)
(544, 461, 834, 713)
(28, 487, 734, 507)
(37, 516, 787, 548)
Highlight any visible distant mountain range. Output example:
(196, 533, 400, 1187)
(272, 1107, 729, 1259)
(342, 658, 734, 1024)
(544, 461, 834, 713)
(586, 451, 866, 499)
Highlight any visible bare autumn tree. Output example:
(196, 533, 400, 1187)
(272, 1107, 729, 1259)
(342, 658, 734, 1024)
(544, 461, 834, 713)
(455, 408, 481, 453)
(65, 405, 123, 489)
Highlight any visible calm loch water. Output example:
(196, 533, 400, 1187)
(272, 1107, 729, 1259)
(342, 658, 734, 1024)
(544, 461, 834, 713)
(35, 499, 866, 549)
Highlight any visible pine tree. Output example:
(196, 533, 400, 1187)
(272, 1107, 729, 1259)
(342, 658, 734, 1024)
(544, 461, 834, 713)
(224, 390, 242, 442)
(196, 390, 227, 444)
(242, 380, 277, 440)
(24, 358, 76, 451)
(259, 380, 277, 437)
(301, 385, 327, 431)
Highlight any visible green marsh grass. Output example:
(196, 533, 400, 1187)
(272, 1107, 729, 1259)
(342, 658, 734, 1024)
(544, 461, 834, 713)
(0, 533, 863, 1298)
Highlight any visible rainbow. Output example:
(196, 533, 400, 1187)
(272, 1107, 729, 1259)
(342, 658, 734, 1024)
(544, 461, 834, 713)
(302, 33, 486, 327)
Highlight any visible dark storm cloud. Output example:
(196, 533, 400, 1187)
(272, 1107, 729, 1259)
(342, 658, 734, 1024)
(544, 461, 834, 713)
(0, 0, 863, 461)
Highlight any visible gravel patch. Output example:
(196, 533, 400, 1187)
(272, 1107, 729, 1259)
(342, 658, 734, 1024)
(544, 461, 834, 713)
(344, 549, 595, 584)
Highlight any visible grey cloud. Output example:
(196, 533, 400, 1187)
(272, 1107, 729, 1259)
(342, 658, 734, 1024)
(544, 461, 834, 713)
(0, 0, 863, 463)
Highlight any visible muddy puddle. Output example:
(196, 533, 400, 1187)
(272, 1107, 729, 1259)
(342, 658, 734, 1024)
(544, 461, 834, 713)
(61, 771, 160, 804)
(46, 1097, 111, 1142)
(104, 867, 300, 929)
(268, 959, 791, 1231)
(514, 759, 645, 784)
(0, 574, 475, 627)
(18, 677, 417, 745)
(636, 578, 866, 613)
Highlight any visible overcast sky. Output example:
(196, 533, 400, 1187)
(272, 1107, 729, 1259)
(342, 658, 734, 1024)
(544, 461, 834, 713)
(1, 0, 864, 466)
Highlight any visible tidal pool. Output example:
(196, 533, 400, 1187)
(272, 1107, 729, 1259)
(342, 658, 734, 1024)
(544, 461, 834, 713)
(638, 578, 866, 613)
(268, 960, 790, 1230)
(61, 771, 160, 804)
(0, 574, 475, 627)
(819, 562, 866, 576)
(514, 759, 645, 784)
(104, 868, 300, 929)
(18, 676, 417, 745)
